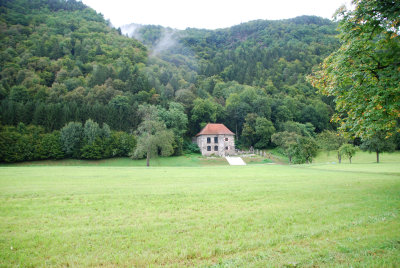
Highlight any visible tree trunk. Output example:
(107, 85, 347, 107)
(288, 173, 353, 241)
(376, 150, 379, 163)
(146, 151, 150, 167)
(349, 156, 352, 164)
(338, 151, 341, 164)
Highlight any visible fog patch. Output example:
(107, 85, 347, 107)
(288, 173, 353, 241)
(121, 23, 198, 71)
(121, 23, 143, 41)
(151, 30, 177, 56)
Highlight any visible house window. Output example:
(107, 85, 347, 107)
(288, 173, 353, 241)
(207, 137, 211, 143)
(225, 138, 228, 141)
(214, 137, 218, 143)
(207, 146, 211, 151)
(225, 146, 228, 150)
(214, 146, 218, 151)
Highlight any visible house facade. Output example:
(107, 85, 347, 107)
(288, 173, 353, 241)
(196, 123, 235, 157)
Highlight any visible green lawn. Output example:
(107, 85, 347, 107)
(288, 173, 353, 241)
(0, 154, 229, 167)
(0, 161, 399, 266)
(313, 150, 400, 164)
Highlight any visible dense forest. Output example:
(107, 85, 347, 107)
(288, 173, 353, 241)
(1, 0, 397, 163)
(122, 17, 340, 137)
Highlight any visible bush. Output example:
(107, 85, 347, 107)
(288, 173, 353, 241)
(183, 140, 200, 154)
(111, 131, 136, 157)
(80, 138, 105, 160)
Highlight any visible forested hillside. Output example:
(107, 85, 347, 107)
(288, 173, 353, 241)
(1, 0, 343, 162)
(123, 16, 340, 138)
(0, 0, 149, 132)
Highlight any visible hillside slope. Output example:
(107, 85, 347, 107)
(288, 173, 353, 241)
(0, 0, 343, 162)
(122, 16, 340, 136)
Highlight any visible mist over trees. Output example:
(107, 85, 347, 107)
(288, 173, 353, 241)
(1, 0, 398, 163)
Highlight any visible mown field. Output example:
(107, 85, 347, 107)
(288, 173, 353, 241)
(1, 154, 399, 267)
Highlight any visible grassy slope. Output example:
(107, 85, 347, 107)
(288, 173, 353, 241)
(0, 161, 399, 267)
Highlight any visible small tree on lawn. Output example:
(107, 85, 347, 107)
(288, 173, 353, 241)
(271, 131, 299, 164)
(360, 132, 396, 163)
(338, 144, 357, 164)
(133, 105, 174, 167)
(292, 136, 318, 164)
(317, 130, 347, 163)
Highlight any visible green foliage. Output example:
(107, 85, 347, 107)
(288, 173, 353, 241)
(317, 130, 348, 163)
(83, 119, 102, 145)
(79, 119, 114, 159)
(190, 98, 219, 134)
(279, 121, 315, 137)
(271, 122, 318, 164)
(60, 121, 83, 158)
(254, 117, 276, 149)
(291, 136, 318, 164)
(80, 138, 105, 160)
(308, 0, 400, 138)
(158, 102, 188, 155)
(0, 1, 344, 162)
(38, 131, 65, 160)
(133, 105, 175, 166)
(0, 119, 135, 162)
(317, 130, 346, 151)
(271, 131, 301, 164)
(179, 16, 339, 88)
(241, 113, 258, 147)
(0, 124, 65, 162)
(111, 131, 136, 157)
(338, 144, 357, 164)
(124, 16, 339, 140)
(0, 0, 147, 132)
(360, 132, 396, 163)
(183, 141, 201, 154)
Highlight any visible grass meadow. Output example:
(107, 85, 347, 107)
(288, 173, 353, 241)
(0, 153, 399, 267)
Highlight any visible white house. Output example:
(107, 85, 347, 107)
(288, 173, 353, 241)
(196, 123, 235, 156)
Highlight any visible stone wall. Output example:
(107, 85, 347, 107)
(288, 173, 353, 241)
(197, 134, 235, 156)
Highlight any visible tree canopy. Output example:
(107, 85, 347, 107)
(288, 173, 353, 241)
(308, 0, 400, 139)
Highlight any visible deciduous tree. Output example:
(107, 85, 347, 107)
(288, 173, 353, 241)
(271, 131, 300, 164)
(60, 122, 83, 158)
(254, 117, 276, 149)
(133, 105, 174, 166)
(360, 131, 396, 163)
(307, 0, 400, 138)
(292, 136, 318, 164)
(317, 130, 347, 163)
(338, 144, 357, 164)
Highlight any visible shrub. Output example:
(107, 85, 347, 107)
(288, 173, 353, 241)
(183, 141, 200, 154)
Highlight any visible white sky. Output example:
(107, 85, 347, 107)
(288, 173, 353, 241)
(81, 0, 352, 30)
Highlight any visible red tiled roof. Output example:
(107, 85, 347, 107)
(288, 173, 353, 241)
(196, 123, 235, 136)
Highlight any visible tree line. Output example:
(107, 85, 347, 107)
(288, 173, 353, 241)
(0, 120, 135, 162)
(0, 0, 398, 164)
